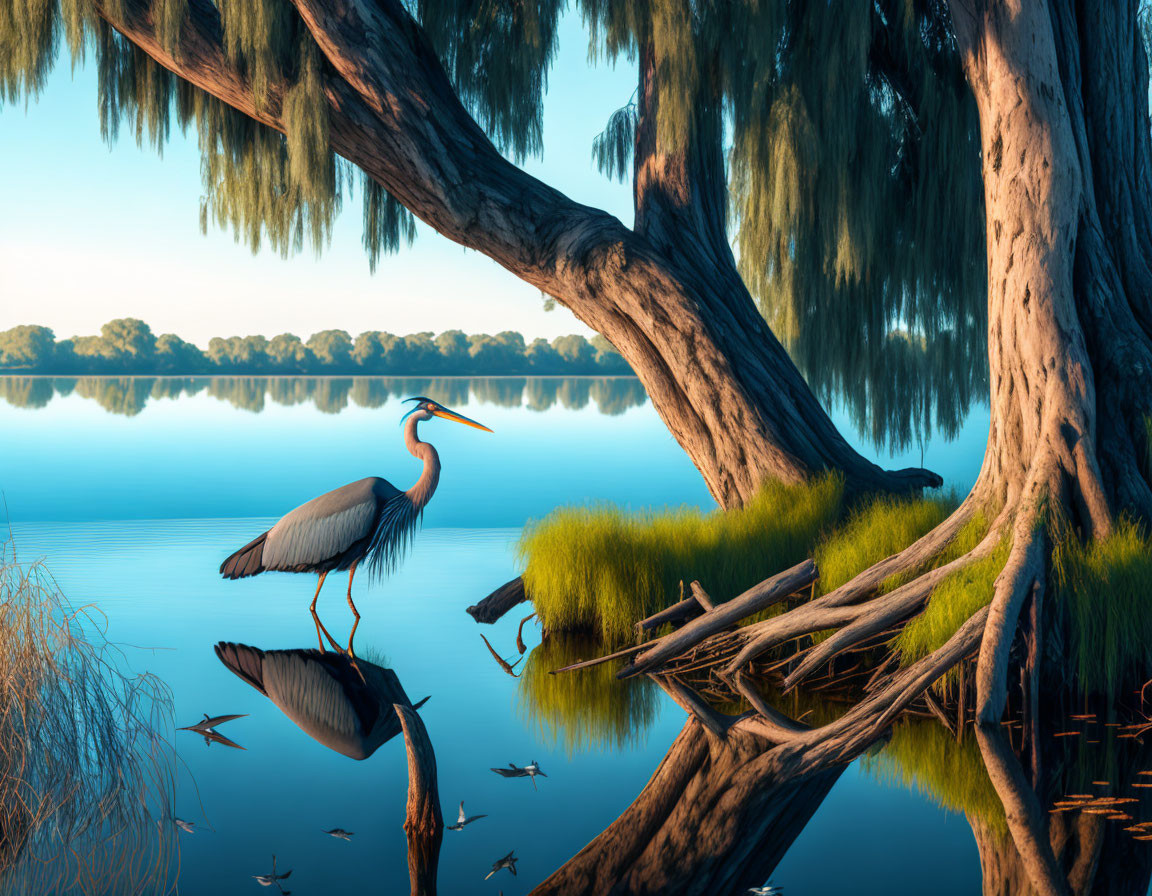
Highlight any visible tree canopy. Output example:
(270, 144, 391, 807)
(1, 0, 988, 453)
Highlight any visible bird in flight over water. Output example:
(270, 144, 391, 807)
(322, 828, 354, 840)
(447, 801, 488, 831)
(490, 760, 547, 790)
(177, 713, 247, 749)
(219, 398, 491, 653)
(252, 854, 292, 892)
(484, 850, 518, 880)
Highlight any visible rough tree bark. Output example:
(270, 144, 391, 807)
(89, 0, 942, 508)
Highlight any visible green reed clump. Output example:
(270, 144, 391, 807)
(879, 510, 989, 594)
(517, 634, 659, 756)
(865, 717, 1005, 832)
(518, 475, 845, 642)
(893, 534, 1011, 671)
(0, 546, 176, 894)
(814, 492, 956, 596)
(1053, 518, 1152, 695)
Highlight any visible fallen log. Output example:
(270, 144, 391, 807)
(467, 576, 527, 623)
(618, 560, 818, 680)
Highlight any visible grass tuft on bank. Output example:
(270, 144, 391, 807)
(519, 476, 963, 643)
(1054, 518, 1152, 695)
(814, 493, 956, 596)
(518, 475, 845, 641)
(892, 532, 1010, 672)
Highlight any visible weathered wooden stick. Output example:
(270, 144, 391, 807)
(689, 581, 715, 611)
(733, 671, 808, 741)
(550, 641, 650, 674)
(619, 560, 818, 680)
(467, 576, 527, 624)
(515, 612, 537, 654)
(923, 689, 957, 737)
(650, 675, 730, 741)
(634, 596, 705, 633)
(395, 704, 442, 896)
(479, 633, 521, 677)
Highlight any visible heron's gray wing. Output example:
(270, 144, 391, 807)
(490, 767, 523, 777)
(457, 802, 466, 824)
(262, 478, 398, 571)
(464, 814, 488, 824)
(214, 643, 269, 695)
(259, 651, 388, 760)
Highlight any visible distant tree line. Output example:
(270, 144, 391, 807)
(0, 320, 633, 375)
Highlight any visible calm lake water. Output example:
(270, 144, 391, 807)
(0, 376, 999, 894)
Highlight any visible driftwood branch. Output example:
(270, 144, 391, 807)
(395, 704, 443, 896)
(635, 596, 705, 633)
(467, 577, 527, 624)
(619, 560, 817, 680)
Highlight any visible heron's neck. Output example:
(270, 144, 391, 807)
(403, 414, 440, 511)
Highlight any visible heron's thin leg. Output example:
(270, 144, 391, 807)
(310, 572, 341, 653)
(345, 563, 361, 657)
(309, 571, 328, 614)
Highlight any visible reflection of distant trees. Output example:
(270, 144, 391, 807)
(0, 376, 651, 418)
(74, 377, 154, 416)
(0, 377, 54, 409)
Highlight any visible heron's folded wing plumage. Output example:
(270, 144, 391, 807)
(262, 478, 392, 571)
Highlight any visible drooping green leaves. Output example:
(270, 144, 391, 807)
(416, 0, 563, 161)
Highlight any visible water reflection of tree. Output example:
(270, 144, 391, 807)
(0, 377, 54, 409)
(74, 376, 155, 416)
(869, 709, 1152, 895)
(590, 378, 648, 416)
(517, 634, 659, 755)
(533, 715, 843, 895)
(313, 378, 354, 414)
(10, 376, 660, 420)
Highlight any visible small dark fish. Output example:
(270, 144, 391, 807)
(323, 828, 354, 840)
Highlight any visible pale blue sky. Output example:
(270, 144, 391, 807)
(0, 13, 635, 345)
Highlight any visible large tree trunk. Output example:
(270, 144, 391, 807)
(91, 0, 942, 508)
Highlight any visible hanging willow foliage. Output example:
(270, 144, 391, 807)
(584, 0, 986, 451)
(415, 0, 561, 161)
(2, 0, 415, 260)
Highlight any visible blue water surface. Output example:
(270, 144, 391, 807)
(0, 377, 990, 895)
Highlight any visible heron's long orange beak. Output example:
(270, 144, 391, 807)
(433, 407, 493, 432)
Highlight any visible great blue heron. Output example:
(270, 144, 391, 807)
(219, 397, 491, 649)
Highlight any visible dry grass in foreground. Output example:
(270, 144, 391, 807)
(0, 540, 177, 895)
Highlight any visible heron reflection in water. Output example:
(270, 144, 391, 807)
(214, 642, 427, 760)
(219, 398, 491, 652)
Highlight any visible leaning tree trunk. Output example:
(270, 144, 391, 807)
(90, 0, 942, 509)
